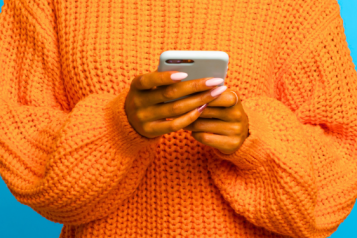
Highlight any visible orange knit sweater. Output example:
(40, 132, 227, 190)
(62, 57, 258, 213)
(1, 0, 357, 237)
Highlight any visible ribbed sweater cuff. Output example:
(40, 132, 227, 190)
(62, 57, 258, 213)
(104, 87, 162, 154)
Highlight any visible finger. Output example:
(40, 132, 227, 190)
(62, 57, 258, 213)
(131, 70, 185, 91)
(140, 76, 223, 107)
(199, 106, 244, 122)
(203, 90, 238, 108)
(197, 107, 231, 121)
(141, 86, 227, 121)
(168, 90, 238, 120)
(167, 105, 216, 120)
(145, 104, 207, 136)
(183, 119, 242, 136)
(171, 104, 241, 122)
(191, 132, 241, 152)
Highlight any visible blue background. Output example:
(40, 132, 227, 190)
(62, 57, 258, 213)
(0, 0, 356, 237)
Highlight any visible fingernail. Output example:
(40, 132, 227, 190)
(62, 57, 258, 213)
(210, 86, 227, 97)
(205, 78, 224, 87)
(197, 103, 208, 113)
(171, 72, 188, 81)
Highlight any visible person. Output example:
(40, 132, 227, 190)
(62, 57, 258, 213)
(0, 0, 356, 237)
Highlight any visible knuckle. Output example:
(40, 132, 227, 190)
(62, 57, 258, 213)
(133, 96, 143, 108)
(234, 110, 243, 120)
(129, 91, 143, 108)
(232, 138, 241, 148)
(132, 75, 141, 88)
(136, 74, 147, 89)
(162, 86, 177, 100)
(200, 133, 210, 144)
(230, 110, 242, 121)
(142, 123, 153, 135)
(131, 75, 140, 86)
(171, 101, 183, 115)
(128, 91, 145, 110)
(191, 80, 200, 92)
(136, 109, 147, 122)
(199, 93, 206, 104)
(232, 123, 242, 134)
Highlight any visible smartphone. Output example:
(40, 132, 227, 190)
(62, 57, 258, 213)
(157, 50, 229, 103)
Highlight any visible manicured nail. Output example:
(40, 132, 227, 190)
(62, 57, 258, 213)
(210, 86, 227, 97)
(205, 78, 224, 87)
(171, 72, 188, 80)
(197, 103, 208, 113)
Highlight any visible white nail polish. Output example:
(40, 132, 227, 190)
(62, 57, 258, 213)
(210, 86, 227, 97)
(171, 72, 188, 80)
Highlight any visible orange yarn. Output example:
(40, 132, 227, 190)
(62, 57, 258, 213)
(0, 0, 357, 237)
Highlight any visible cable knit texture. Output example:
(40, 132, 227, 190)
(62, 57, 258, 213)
(0, 0, 356, 237)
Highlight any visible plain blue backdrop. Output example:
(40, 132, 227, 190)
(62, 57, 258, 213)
(0, 0, 356, 237)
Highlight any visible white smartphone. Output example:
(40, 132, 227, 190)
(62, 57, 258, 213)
(157, 50, 229, 103)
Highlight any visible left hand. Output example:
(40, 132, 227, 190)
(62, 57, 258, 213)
(182, 89, 250, 154)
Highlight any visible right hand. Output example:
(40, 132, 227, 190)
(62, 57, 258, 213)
(124, 70, 227, 139)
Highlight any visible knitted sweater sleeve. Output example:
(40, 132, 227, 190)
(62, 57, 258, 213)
(0, 0, 161, 226)
(206, 8, 357, 238)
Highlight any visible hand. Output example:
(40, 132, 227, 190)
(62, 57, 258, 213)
(124, 69, 227, 139)
(182, 89, 249, 154)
